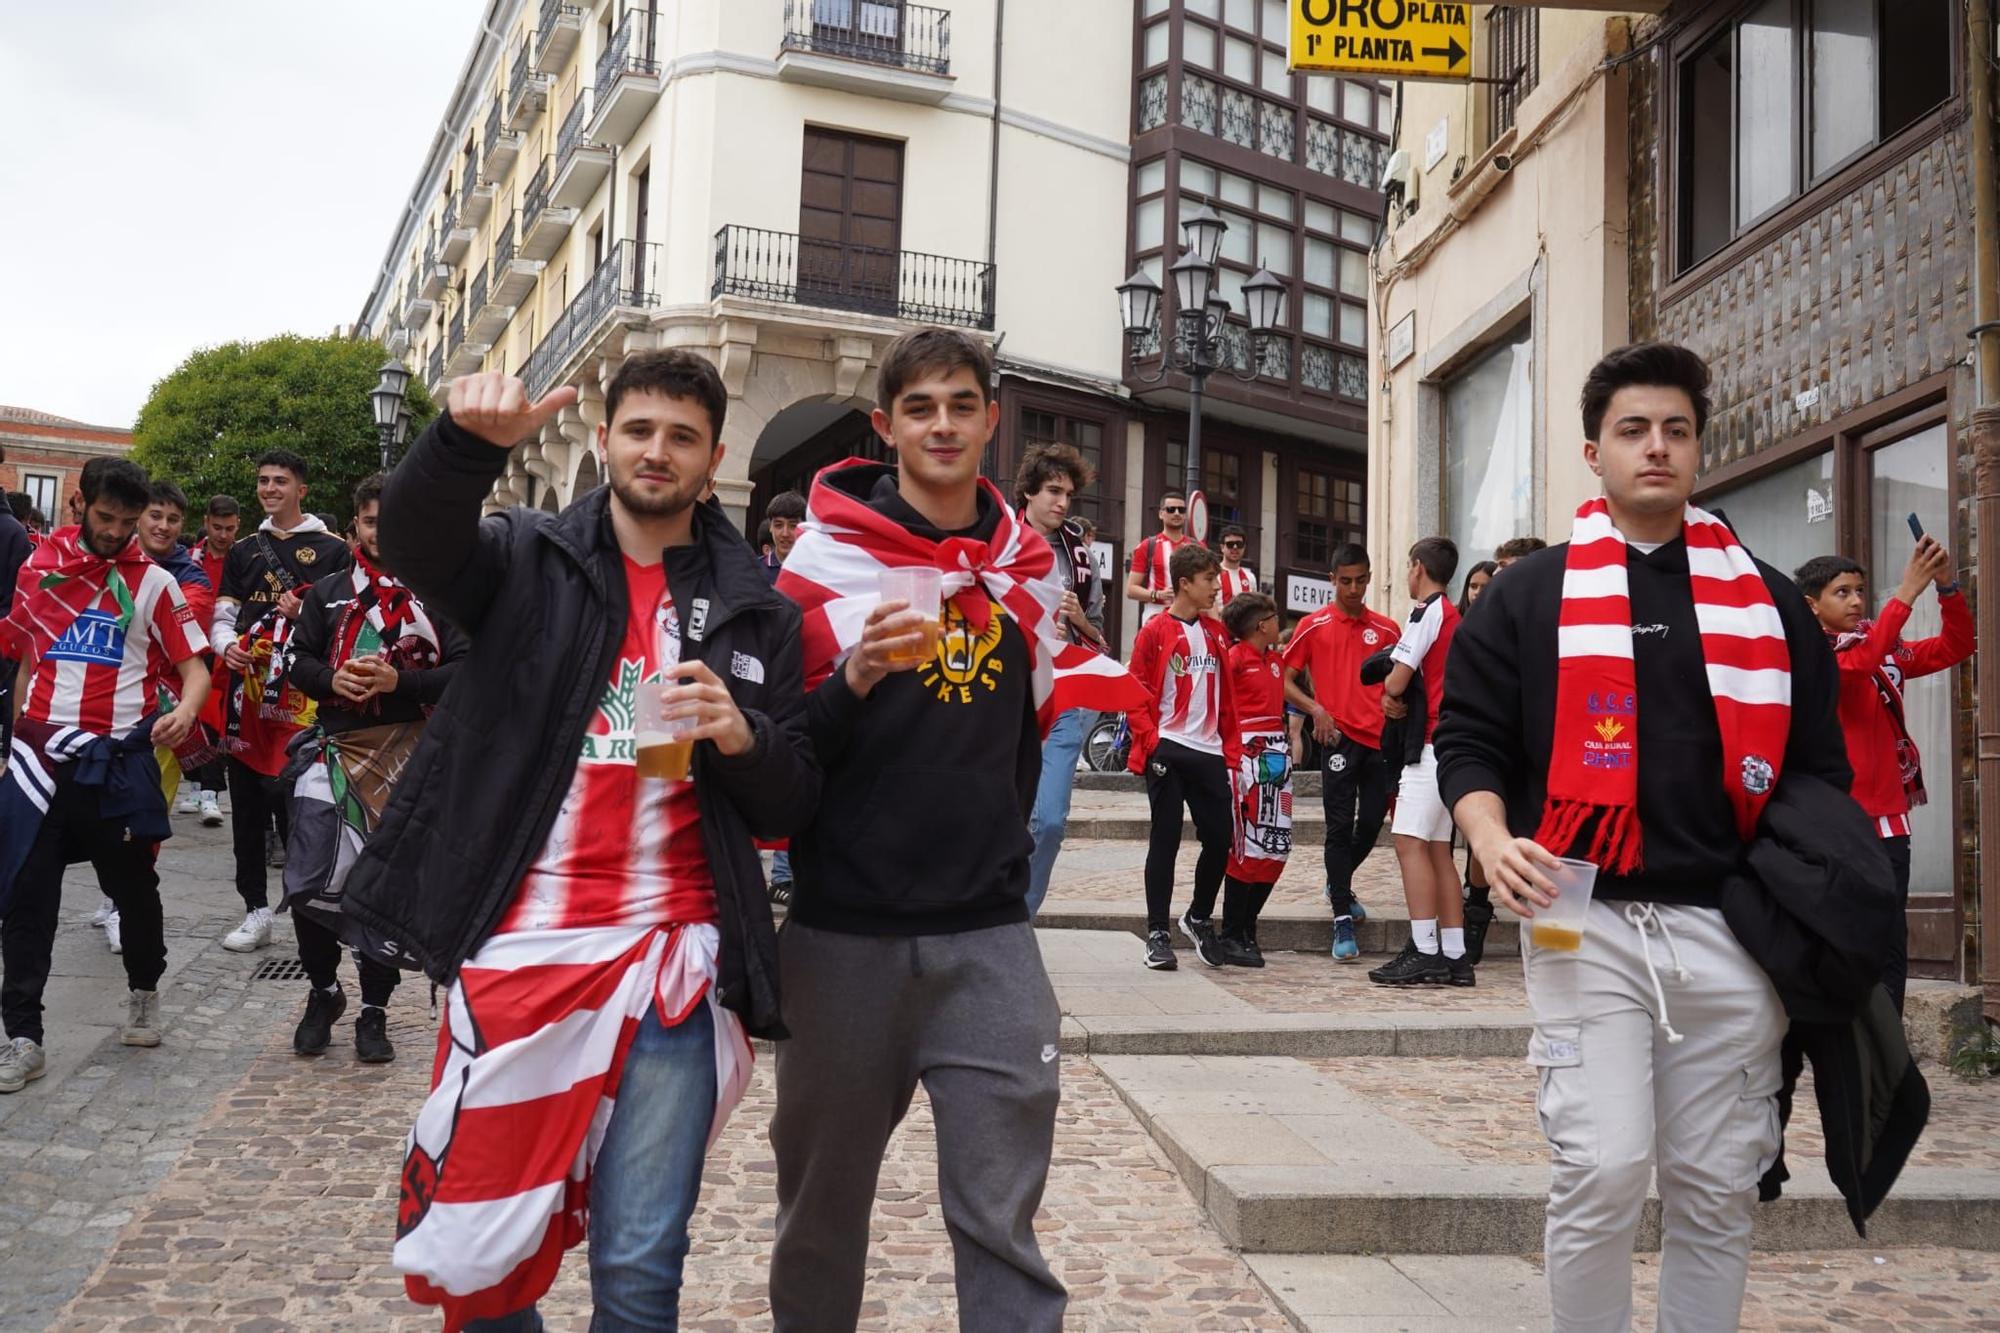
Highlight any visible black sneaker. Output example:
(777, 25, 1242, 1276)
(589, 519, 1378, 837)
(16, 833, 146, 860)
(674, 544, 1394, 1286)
(768, 879, 793, 908)
(1144, 929, 1178, 971)
(1368, 941, 1447, 987)
(266, 829, 287, 869)
(354, 1007, 396, 1064)
(1439, 954, 1477, 988)
(1179, 911, 1224, 967)
(1218, 931, 1265, 968)
(1462, 895, 1496, 967)
(293, 986, 346, 1056)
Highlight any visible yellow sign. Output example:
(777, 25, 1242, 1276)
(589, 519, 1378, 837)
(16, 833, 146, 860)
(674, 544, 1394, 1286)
(1289, 0, 1472, 81)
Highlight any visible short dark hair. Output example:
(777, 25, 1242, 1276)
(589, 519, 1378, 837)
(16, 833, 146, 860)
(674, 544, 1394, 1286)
(878, 327, 993, 409)
(1794, 554, 1865, 599)
(1494, 536, 1547, 562)
(1218, 525, 1246, 544)
(1409, 536, 1459, 587)
(27, 508, 45, 529)
(605, 348, 728, 442)
(1159, 487, 1186, 506)
(147, 480, 189, 514)
(765, 489, 807, 522)
(6, 492, 29, 522)
(1015, 442, 1094, 506)
(206, 494, 241, 520)
(1222, 590, 1279, 640)
(81, 457, 151, 512)
(1331, 542, 1370, 573)
(1169, 540, 1222, 592)
(1580, 342, 1712, 440)
(352, 471, 386, 515)
(256, 448, 309, 482)
(756, 520, 773, 551)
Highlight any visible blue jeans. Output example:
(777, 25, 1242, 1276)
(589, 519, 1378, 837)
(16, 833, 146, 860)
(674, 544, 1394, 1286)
(466, 998, 718, 1333)
(770, 848, 792, 884)
(1025, 708, 1090, 917)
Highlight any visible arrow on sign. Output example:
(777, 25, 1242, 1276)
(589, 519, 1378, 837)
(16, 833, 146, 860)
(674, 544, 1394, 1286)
(1422, 36, 1467, 68)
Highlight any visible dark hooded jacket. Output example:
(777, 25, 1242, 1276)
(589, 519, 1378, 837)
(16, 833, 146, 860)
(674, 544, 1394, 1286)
(342, 413, 819, 1039)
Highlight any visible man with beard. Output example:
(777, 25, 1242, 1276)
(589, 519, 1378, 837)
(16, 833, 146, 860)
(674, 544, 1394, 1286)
(0, 459, 208, 1092)
(209, 451, 350, 952)
(279, 472, 465, 1064)
(343, 351, 815, 1328)
(1125, 487, 1194, 628)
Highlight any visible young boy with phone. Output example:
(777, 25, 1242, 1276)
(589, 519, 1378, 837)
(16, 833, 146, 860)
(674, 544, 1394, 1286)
(1795, 523, 1974, 1011)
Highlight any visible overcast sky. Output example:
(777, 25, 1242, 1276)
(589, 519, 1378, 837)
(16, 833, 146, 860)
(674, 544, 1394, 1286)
(0, 1, 488, 428)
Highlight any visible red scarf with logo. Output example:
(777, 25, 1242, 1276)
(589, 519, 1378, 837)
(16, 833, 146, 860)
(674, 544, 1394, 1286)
(0, 526, 149, 663)
(1539, 499, 1792, 873)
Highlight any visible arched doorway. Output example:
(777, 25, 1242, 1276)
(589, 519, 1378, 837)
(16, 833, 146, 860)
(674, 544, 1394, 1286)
(747, 397, 881, 530)
(571, 450, 601, 506)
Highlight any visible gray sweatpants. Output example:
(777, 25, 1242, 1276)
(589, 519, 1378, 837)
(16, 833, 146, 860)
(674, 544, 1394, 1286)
(768, 919, 1067, 1333)
(1525, 899, 1785, 1332)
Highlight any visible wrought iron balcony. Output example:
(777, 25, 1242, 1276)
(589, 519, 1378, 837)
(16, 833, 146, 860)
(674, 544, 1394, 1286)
(551, 87, 613, 208)
(447, 304, 464, 354)
(535, 0, 583, 73)
(780, 0, 950, 77)
(469, 263, 512, 344)
(522, 239, 661, 399)
(440, 196, 474, 264)
(507, 41, 550, 131)
(589, 10, 663, 143)
(519, 156, 578, 261)
(482, 97, 522, 184)
(711, 225, 994, 330)
(427, 342, 444, 389)
(490, 211, 545, 306)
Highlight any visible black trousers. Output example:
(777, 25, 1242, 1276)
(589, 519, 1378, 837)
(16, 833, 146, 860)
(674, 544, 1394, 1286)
(1882, 834, 1911, 1014)
(294, 911, 400, 1007)
(1142, 739, 1233, 933)
(1220, 876, 1274, 938)
(1, 779, 167, 1045)
(1320, 736, 1390, 914)
(190, 757, 227, 793)
(227, 756, 288, 911)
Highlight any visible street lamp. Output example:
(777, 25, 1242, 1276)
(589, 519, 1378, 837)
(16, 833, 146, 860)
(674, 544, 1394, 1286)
(372, 358, 413, 469)
(1116, 210, 1287, 508)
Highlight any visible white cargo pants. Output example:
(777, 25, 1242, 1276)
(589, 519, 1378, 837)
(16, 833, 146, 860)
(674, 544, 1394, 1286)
(1523, 898, 1786, 1332)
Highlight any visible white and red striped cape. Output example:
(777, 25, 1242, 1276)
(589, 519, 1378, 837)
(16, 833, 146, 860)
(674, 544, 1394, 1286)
(776, 459, 1148, 731)
(394, 923, 749, 1331)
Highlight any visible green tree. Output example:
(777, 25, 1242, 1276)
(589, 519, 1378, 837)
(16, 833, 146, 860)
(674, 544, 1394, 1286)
(131, 334, 436, 529)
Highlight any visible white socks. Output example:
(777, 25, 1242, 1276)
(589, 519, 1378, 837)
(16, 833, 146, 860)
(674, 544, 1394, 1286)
(1412, 919, 1439, 954)
(1441, 927, 1466, 960)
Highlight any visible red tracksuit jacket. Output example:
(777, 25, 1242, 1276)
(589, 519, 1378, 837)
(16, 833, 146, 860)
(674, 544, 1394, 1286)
(1125, 610, 1240, 774)
(1828, 589, 1974, 833)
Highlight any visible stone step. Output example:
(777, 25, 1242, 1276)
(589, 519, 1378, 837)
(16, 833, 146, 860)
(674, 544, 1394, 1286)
(1094, 1053, 2000, 1257)
(1067, 813, 1330, 840)
(1038, 898, 1522, 958)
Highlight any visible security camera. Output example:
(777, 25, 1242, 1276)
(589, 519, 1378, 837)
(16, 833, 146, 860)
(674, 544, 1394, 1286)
(1492, 154, 1514, 173)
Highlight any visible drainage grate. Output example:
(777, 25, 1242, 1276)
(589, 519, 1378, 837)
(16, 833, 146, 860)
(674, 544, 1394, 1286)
(251, 957, 309, 982)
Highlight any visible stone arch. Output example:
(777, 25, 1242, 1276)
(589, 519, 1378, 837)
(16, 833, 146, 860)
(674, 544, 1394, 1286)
(570, 448, 601, 502)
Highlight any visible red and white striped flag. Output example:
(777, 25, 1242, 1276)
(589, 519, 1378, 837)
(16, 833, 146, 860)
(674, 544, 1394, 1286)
(776, 459, 1147, 734)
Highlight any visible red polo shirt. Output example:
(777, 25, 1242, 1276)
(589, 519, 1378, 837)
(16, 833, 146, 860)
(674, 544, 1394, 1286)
(1281, 601, 1400, 749)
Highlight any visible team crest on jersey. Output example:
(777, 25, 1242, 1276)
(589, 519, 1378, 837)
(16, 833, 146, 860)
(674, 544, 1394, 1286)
(1740, 754, 1775, 796)
(1168, 651, 1189, 677)
(1362, 628, 1380, 645)
(918, 596, 1007, 704)
(296, 546, 318, 566)
(46, 609, 125, 667)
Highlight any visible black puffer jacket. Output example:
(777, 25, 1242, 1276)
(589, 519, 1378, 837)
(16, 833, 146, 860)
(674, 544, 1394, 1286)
(342, 414, 818, 1039)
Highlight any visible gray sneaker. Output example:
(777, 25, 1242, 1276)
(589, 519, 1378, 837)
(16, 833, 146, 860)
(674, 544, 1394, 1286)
(0, 1037, 46, 1093)
(121, 990, 161, 1047)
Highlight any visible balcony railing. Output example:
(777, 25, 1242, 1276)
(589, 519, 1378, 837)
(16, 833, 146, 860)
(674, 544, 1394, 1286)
(556, 86, 593, 166)
(596, 9, 659, 89)
(447, 304, 464, 353)
(428, 342, 444, 387)
(508, 43, 533, 116)
(485, 97, 503, 160)
(470, 266, 489, 318)
(522, 156, 554, 231)
(711, 225, 994, 330)
(522, 239, 661, 398)
(439, 196, 458, 238)
(494, 215, 517, 272)
(780, 0, 949, 76)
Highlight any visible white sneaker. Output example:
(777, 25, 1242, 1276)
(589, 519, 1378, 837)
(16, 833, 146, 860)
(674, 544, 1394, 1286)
(120, 991, 161, 1047)
(222, 907, 273, 952)
(0, 1037, 46, 1094)
(175, 788, 199, 816)
(106, 912, 122, 954)
(199, 792, 224, 827)
(91, 898, 115, 928)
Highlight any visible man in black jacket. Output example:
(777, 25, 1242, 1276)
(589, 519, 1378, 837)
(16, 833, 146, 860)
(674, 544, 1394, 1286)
(343, 353, 817, 1330)
(769, 329, 1067, 1332)
(1435, 343, 1853, 1330)
(280, 472, 465, 1064)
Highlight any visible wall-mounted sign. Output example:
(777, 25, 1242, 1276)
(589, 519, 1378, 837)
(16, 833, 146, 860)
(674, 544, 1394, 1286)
(1289, 0, 1473, 81)
(1090, 541, 1116, 581)
(1286, 574, 1338, 614)
(1388, 311, 1416, 370)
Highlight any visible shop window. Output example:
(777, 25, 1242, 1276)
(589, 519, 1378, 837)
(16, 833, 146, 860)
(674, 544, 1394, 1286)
(1701, 449, 1834, 579)
(1441, 325, 1535, 565)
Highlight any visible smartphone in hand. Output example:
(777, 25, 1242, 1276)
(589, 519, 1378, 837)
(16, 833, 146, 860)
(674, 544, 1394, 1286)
(1907, 512, 1925, 541)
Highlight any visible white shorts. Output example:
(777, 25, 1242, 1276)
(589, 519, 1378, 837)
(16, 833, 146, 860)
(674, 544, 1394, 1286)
(1391, 744, 1455, 842)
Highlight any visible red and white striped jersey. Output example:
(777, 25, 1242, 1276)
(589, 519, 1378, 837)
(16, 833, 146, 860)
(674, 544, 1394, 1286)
(497, 556, 716, 934)
(20, 563, 202, 735)
(1218, 564, 1256, 607)
(1129, 532, 1194, 623)
(1136, 611, 1229, 755)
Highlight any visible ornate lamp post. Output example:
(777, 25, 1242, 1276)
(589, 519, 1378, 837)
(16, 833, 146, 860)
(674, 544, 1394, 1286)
(371, 358, 414, 469)
(1117, 206, 1287, 515)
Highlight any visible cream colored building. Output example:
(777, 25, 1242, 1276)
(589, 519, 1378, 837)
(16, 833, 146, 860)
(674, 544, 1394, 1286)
(1368, 6, 1641, 605)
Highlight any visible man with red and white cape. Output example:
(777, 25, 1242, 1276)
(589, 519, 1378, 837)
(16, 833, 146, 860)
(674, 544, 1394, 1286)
(769, 329, 1146, 1333)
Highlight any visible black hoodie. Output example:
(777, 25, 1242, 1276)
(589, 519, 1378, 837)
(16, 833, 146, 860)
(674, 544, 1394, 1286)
(1434, 539, 1851, 908)
(791, 466, 1040, 936)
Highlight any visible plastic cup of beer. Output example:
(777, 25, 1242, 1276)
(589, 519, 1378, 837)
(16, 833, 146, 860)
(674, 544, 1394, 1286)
(634, 677, 695, 782)
(1529, 857, 1599, 952)
(878, 566, 943, 666)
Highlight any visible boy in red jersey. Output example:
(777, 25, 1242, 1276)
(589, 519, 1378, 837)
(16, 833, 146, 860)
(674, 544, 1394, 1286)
(1218, 591, 1288, 966)
(1126, 542, 1238, 969)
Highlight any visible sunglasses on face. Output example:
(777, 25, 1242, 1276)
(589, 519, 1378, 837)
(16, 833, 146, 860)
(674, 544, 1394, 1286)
(1162, 506, 1186, 515)
(1222, 541, 1243, 549)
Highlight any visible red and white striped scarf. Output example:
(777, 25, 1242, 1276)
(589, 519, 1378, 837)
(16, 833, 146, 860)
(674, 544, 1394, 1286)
(1539, 498, 1792, 873)
(0, 526, 149, 663)
(776, 460, 1147, 733)
(394, 922, 749, 1331)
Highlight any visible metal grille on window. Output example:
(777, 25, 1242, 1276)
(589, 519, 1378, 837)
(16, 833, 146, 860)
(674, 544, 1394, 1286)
(1218, 322, 1251, 372)
(1305, 119, 1341, 176)
(1337, 354, 1367, 400)
(1139, 73, 1168, 132)
(1300, 343, 1335, 392)
(1487, 7, 1540, 139)
(1181, 74, 1218, 135)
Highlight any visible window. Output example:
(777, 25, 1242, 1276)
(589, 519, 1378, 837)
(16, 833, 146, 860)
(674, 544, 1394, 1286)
(1442, 325, 1534, 564)
(1702, 450, 1835, 590)
(21, 471, 58, 521)
(1293, 469, 1365, 569)
(1019, 408, 1113, 536)
(1203, 448, 1248, 543)
(1485, 7, 1540, 142)
(1676, 0, 1952, 270)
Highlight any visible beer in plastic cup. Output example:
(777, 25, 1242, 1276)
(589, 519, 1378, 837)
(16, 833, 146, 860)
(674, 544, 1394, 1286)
(1528, 857, 1599, 952)
(634, 676, 695, 781)
(878, 566, 943, 666)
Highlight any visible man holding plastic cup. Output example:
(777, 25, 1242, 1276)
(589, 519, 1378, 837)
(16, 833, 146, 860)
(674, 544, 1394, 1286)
(1433, 343, 1852, 1331)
